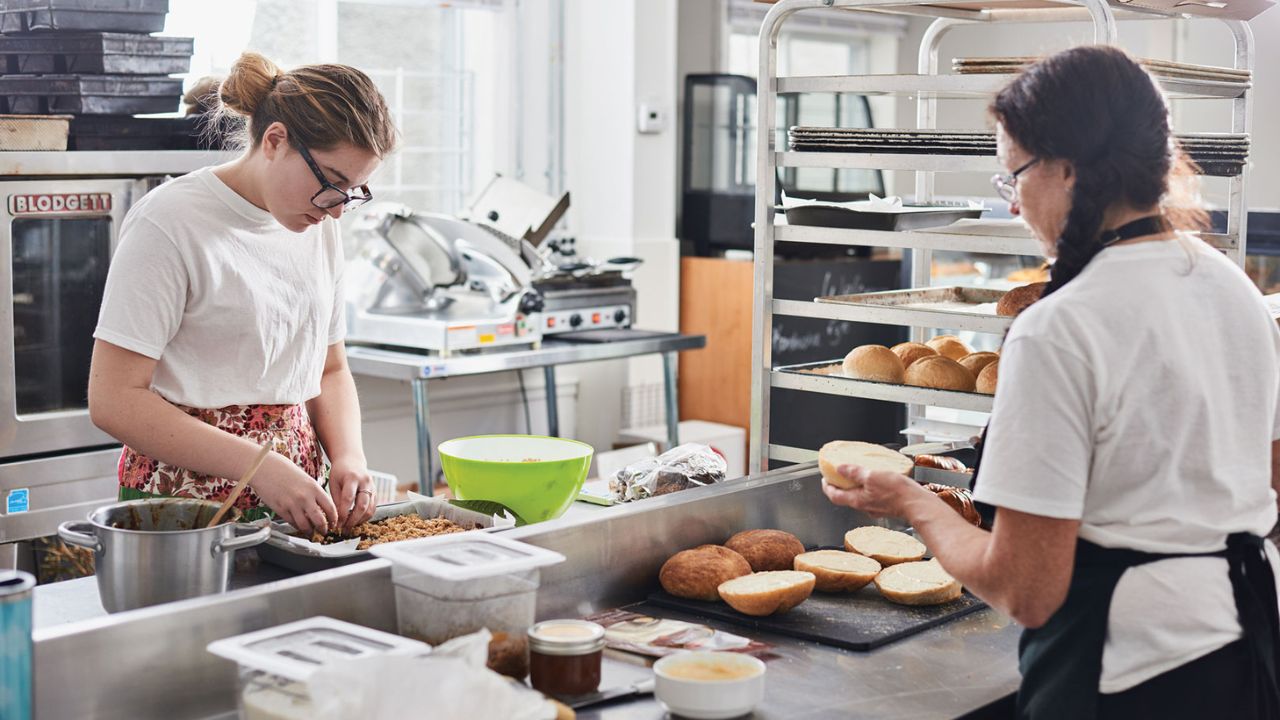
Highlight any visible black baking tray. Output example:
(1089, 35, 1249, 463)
(642, 583, 986, 652)
(0, 74, 180, 114)
(0, 33, 192, 75)
(782, 203, 985, 231)
(0, 0, 169, 34)
(68, 115, 204, 150)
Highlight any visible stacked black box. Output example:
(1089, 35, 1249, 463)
(0, 0, 204, 150)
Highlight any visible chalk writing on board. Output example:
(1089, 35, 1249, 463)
(773, 320, 855, 354)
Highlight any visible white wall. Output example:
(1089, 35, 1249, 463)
(560, 0, 682, 449)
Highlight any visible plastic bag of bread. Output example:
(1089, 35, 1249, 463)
(609, 443, 728, 502)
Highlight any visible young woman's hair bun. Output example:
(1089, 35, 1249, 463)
(217, 52, 283, 119)
(211, 51, 395, 157)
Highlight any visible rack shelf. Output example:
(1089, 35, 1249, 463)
(773, 220, 1239, 254)
(772, 368, 997, 413)
(777, 73, 1248, 100)
(774, 297, 1013, 334)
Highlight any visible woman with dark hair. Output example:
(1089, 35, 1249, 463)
(823, 45, 1280, 719)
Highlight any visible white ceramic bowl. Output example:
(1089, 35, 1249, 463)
(653, 651, 767, 719)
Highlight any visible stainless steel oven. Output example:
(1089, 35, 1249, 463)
(0, 152, 229, 570)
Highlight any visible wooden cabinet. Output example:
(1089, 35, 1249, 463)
(678, 256, 754, 431)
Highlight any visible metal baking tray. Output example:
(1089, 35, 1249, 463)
(815, 286, 1010, 334)
(782, 203, 985, 231)
(68, 115, 202, 151)
(0, 74, 181, 115)
(0, 0, 169, 34)
(256, 496, 513, 574)
(773, 360, 997, 412)
(0, 33, 193, 75)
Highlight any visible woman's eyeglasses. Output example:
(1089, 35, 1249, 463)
(292, 140, 372, 210)
(991, 157, 1040, 204)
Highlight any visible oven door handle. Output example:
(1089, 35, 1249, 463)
(58, 521, 102, 554)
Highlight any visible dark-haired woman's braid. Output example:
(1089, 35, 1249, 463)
(1044, 167, 1108, 297)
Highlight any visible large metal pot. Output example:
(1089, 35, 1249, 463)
(57, 498, 270, 613)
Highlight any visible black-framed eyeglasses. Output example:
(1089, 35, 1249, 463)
(991, 157, 1040, 204)
(292, 140, 372, 210)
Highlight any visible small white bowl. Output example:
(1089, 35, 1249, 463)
(653, 651, 767, 719)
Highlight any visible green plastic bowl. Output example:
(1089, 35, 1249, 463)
(438, 435, 594, 523)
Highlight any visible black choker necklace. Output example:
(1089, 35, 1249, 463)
(1099, 215, 1169, 247)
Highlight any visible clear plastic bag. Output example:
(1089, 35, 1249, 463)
(608, 443, 727, 502)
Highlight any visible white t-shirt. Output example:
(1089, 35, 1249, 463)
(972, 234, 1280, 693)
(94, 166, 345, 409)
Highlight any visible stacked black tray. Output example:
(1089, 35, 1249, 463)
(788, 127, 1251, 177)
(0, 0, 200, 150)
(0, 0, 169, 34)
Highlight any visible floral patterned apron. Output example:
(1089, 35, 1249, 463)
(117, 403, 325, 521)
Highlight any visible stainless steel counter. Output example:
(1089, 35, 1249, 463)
(345, 334, 706, 382)
(31, 463, 1021, 720)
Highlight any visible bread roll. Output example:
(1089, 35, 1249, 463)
(996, 282, 1047, 317)
(976, 359, 999, 395)
(844, 526, 926, 566)
(958, 352, 999, 376)
(891, 342, 937, 369)
(913, 454, 967, 473)
(794, 550, 881, 593)
(725, 529, 805, 572)
(922, 483, 982, 526)
(717, 571, 816, 616)
(818, 441, 914, 489)
(926, 335, 972, 361)
(841, 345, 905, 384)
(875, 559, 962, 606)
(659, 545, 753, 601)
(905, 356, 976, 392)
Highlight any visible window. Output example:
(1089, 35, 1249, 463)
(722, 0, 904, 199)
(166, 0, 515, 215)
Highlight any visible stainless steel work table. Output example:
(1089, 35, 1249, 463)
(345, 331, 707, 494)
(31, 463, 1021, 719)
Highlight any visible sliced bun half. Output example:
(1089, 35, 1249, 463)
(818, 441, 914, 489)
(717, 570, 816, 616)
(794, 550, 881, 593)
(844, 526, 926, 566)
(875, 559, 962, 606)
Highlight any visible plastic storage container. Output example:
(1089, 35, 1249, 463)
(207, 617, 428, 720)
(370, 533, 565, 646)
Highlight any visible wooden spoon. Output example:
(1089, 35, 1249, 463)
(206, 441, 273, 528)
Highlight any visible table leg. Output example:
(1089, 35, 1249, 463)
(663, 351, 679, 450)
(412, 377, 433, 496)
(544, 366, 559, 437)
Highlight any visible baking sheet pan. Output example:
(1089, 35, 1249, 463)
(257, 495, 513, 574)
(817, 286, 1006, 315)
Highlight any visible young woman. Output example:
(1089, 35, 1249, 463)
(823, 46, 1280, 719)
(89, 52, 397, 536)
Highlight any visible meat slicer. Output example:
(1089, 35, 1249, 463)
(344, 176, 638, 356)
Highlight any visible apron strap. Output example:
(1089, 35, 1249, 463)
(1226, 533, 1280, 719)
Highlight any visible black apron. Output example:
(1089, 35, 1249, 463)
(969, 433, 1280, 719)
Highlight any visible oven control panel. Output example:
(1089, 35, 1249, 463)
(542, 305, 632, 334)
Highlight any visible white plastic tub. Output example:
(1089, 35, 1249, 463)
(370, 533, 565, 646)
(207, 617, 428, 720)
